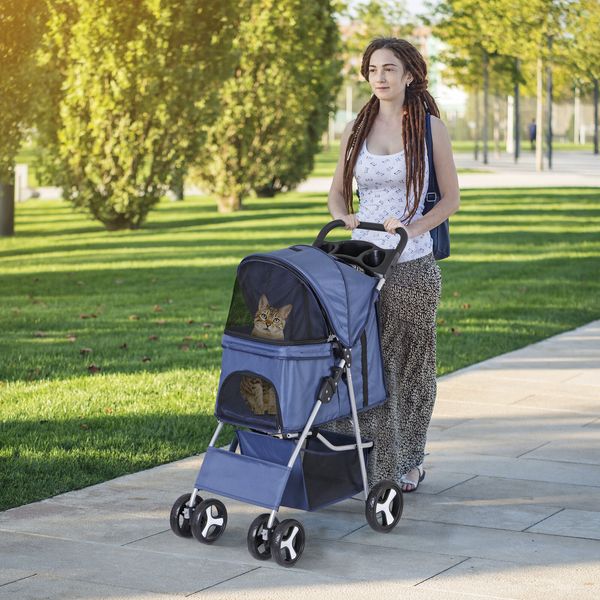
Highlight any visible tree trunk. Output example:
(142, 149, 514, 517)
(493, 92, 501, 158)
(594, 78, 599, 155)
(0, 183, 15, 237)
(514, 57, 520, 163)
(217, 194, 242, 212)
(483, 50, 489, 165)
(546, 35, 553, 170)
(574, 85, 581, 145)
(506, 95, 514, 154)
(474, 86, 480, 161)
(536, 56, 544, 171)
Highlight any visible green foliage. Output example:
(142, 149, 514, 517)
(191, 0, 343, 211)
(427, 0, 582, 101)
(568, 0, 600, 87)
(0, 0, 45, 183)
(37, 0, 239, 229)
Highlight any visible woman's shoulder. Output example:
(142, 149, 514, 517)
(342, 118, 356, 135)
(429, 114, 448, 135)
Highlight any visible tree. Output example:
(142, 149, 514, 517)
(568, 0, 600, 153)
(191, 0, 343, 212)
(0, 0, 45, 236)
(339, 1, 415, 119)
(427, 0, 576, 168)
(37, 0, 239, 229)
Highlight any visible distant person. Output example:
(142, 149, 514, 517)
(529, 119, 536, 150)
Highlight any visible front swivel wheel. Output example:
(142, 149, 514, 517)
(170, 492, 203, 538)
(270, 518, 305, 567)
(191, 498, 228, 544)
(247, 513, 279, 561)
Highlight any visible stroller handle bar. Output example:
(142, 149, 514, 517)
(313, 220, 408, 277)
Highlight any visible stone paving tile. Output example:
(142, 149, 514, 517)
(400, 494, 560, 531)
(196, 568, 488, 600)
(437, 475, 600, 511)
(428, 451, 600, 487)
(0, 501, 168, 546)
(0, 574, 182, 600)
(436, 380, 533, 404)
(426, 432, 559, 459)
(417, 557, 600, 600)
(518, 430, 600, 465)
(0, 531, 253, 596)
(0, 569, 37, 587)
(344, 518, 600, 566)
(511, 393, 600, 416)
(131, 527, 465, 585)
(527, 508, 600, 540)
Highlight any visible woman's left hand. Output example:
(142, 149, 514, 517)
(383, 216, 412, 238)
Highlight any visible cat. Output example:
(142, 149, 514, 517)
(239, 294, 292, 416)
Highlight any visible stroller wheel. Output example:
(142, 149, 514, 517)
(365, 480, 403, 533)
(271, 519, 305, 567)
(191, 498, 227, 544)
(247, 513, 279, 561)
(170, 493, 202, 538)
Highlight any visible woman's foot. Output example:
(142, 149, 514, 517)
(400, 464, 425, 492)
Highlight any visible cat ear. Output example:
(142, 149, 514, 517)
(279, 304, 293, 319)
(258, 294, 269, 311)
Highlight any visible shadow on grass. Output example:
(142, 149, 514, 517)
(0, 412, 234, 511)
(2, 253, 599, 384)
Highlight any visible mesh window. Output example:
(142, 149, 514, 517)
(216, 371, 281, 431)
(225, 261, 328, 343)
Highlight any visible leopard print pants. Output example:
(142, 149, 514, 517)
(329, 252, 441, 490)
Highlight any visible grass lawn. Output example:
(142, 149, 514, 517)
(1, 188, 599, 511)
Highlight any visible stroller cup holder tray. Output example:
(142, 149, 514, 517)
(314, 239, 395, 275)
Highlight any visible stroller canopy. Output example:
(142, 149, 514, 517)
(226, 245, 379, 348)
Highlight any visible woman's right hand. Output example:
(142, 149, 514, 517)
(338, 214, 360, 230)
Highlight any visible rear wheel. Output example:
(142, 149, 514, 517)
(365, 480, 403, 532)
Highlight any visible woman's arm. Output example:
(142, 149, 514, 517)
(328, 120, 360, 228)
(384, 115, 460, 237)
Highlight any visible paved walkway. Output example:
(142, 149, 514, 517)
(297, 150, 600, 193)
(22, 150, 600, 200)
(1, 321, 599, 599)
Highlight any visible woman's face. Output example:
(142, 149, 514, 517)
(367, 48, 412, 100)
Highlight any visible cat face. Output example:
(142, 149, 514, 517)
(252, 294, 292, 340)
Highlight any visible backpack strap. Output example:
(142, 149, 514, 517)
(424, 112, 441, 206)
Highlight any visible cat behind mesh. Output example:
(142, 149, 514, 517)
(240, 294, 292, 416)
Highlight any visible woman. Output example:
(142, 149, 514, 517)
(327, 38, 460, 493)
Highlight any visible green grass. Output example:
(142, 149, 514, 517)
(1, 188, 599, 511)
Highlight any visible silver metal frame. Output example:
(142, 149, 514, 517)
(192, 352, 374, 529)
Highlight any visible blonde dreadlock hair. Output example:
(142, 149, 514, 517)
(342, 38, 440, 222)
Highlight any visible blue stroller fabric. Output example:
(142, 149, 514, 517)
(215, 244, 387, 434)
(195, 429, 371, 511)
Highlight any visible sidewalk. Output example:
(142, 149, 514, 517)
(296, 150, 600, 193)
(1, 321, 599, 599)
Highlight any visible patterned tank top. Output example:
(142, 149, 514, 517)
(351, 137, 433, 263)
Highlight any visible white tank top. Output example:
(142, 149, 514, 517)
(351, 137, 433, 263)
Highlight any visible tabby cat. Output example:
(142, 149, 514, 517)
(240, 294, 292, 416)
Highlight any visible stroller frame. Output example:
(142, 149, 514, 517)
(170, 221, 408, 566)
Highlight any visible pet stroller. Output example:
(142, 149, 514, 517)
(170, 220, 408, 567)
